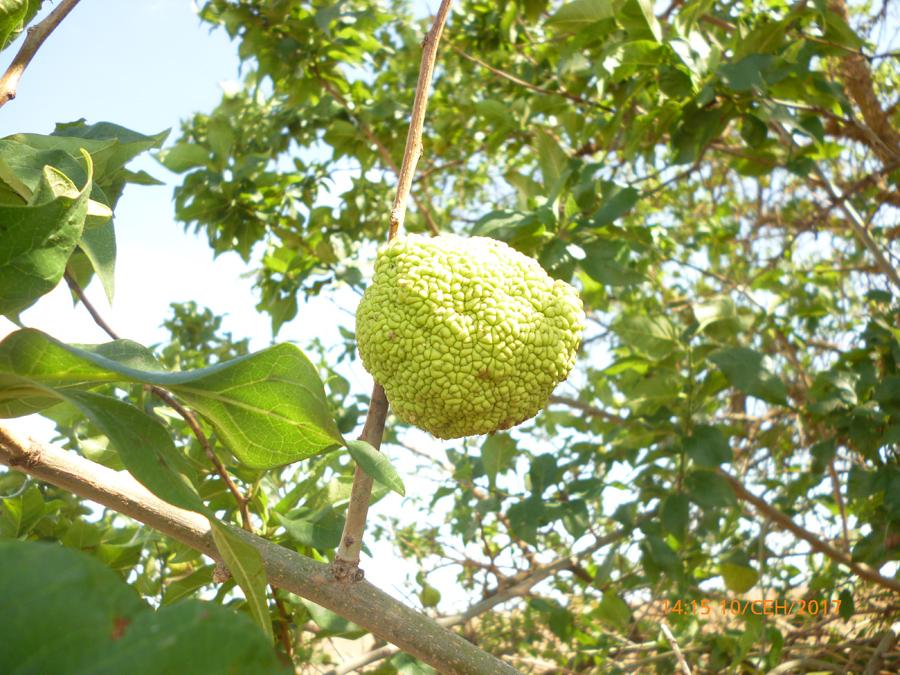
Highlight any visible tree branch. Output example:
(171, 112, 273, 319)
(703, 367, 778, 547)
(0, 0, 82, 108)
(827, 0, 900, 166)
(388, 0, 453, 240)
(316, 73, 440, 236)
(451, 45, 614, 112)
(332, 0, 453, 582)
(659, 621, 692, 675)
(328, 517, 646, 673)
(0, 425, 517, 675)
(63, 271, 254, 532)
(719, 469, 900, 593)
(863, 622, 900, 675)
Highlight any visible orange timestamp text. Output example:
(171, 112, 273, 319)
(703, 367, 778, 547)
(661, 597, 844, 617)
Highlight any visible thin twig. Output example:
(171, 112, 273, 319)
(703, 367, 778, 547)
(451, 45, 614, 112)
(316, 73, 440, 236)
(659, 621, 692, 675)
(863, 622, 900, 675)
(331, 0, 453, 582)
(811, 163, 900, 290)
(388, 0, 454, 240)
(64, 271, 120, 340)
(828, 459, 851, 553)
(0, 0, 82, 107)
(719, 469, 900, 593)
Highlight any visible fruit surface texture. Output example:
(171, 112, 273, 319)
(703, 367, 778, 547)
(356, 234, 585, 439)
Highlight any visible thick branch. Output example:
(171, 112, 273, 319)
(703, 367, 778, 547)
(719, 469, 900, 593)
(828, 0, 900, 165)
(330, 518, 644, 674)
(333, 0, 453, 581)
(0, 0, 82, 108)
(0, 425, 516, 675)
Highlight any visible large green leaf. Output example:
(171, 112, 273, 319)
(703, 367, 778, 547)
(709, 346, 789, 405)
(683, 425, 732, 467)
(64, 390, 206, 514)
(0, 157, 92, 316)
(0, 540, 287, 675)
(481, 433, 517, 488)
(547, 0, 613, 33)
(0, 328, 345, 468)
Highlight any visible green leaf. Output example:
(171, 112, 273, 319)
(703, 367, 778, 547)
(719, 55, 772, 92)
(838, 589, 854, 620)
(720, 562, 759, 593)
(548, 0, 614, 33)
(210, 522, 273, 644)
(693, 297, 739, 333)
(0, 157, 92, 316)
(661, 493, 689, 539)
(157, 143, 210, 172)
(597, 591, 631, 629)
(275, 508, 344, 549)
(683, 425, 732, 467)
(0, 329, 345, 468)
(618, 0, 662, 42)
(0, 540, 287, 674)
(162, 565, 215, 606)
(533, 129, 568, 190)
(614, 314, 679, 359)
(93, 600, 287, 675)
(686, 470, 737, 509)
(481, 433, 516, 488)
(0, 0, 41, 51)
(49, 119, 169, 207)
(709, 347, 789, 405)
(66, 390, 206, 513)
(590, 184, 639, 227)
(78, 218, 116, 302)
(346, 439, 405, 496)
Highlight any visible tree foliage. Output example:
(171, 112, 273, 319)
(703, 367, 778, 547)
(1, 0, 899, 672)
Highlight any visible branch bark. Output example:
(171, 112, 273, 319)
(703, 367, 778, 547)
(330, 517, 650, 673)
(0, 0, 82, 108)
(719, 469, 900, 594)
(827, 0, 900, 166)
(332, 0, 453, 582)
(0, 425, 517, 675)
(387, 0, 453, 240)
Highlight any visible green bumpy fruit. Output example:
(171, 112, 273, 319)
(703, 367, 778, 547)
(355, 234, 585, 439)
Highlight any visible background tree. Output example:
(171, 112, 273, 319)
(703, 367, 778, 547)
(1, 0, 899, 673)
